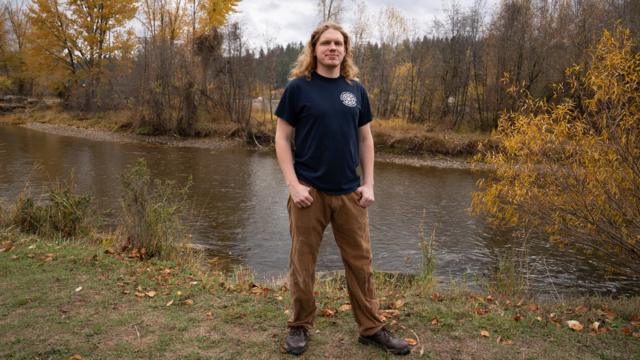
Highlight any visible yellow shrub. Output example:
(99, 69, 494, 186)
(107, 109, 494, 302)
(473, 26, 640, 275)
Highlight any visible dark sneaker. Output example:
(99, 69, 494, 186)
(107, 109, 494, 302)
(284, 326, 309, 355)
(358, 327, 410, 355)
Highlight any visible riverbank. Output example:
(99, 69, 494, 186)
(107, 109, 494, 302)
(0, 108, 495, 170)
(1, 232, 639, 359)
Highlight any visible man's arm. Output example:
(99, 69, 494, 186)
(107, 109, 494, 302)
(275, 118, 313, 208)
(356, 123, 375, 208)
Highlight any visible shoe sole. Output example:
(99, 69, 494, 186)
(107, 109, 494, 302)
(358, 336, 410, 356)
(284, 343, 308, 356)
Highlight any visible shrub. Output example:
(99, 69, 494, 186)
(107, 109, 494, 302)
(118, 159, 193, 261)
(8, 182, 92, 239)
(473, 26, 640, 275)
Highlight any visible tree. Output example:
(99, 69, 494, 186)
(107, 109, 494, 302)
(317, 0, 344, 23)
(26, 0, 138, 110)
(473, 27, 640, 275)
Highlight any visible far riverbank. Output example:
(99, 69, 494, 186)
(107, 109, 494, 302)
(1, 109, 496, 170)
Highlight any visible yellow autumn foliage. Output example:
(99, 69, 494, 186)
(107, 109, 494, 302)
(473, 26, 640, 274)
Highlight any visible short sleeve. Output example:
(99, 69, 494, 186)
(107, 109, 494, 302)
(275, 80, 299, 127)
(358, 85, 373, 127)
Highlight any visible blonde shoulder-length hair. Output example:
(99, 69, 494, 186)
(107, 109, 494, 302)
(290, 21, 359, 81)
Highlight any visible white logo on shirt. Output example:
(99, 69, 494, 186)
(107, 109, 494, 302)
(340, 92, 357, 107)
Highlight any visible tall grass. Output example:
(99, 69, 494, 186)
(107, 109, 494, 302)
(418, 210, 436, 284)
(118, 159, 197, 263)
(7, 181, 92, 239)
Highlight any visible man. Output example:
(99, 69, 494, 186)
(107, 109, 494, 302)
(274, 21, 410, 356)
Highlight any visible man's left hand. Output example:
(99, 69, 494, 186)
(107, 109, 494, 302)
(356, 185, 375, 208)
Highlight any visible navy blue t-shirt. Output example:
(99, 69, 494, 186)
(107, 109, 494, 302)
(275, 71, 373, 195)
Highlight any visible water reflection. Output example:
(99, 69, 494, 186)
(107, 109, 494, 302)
(1, 125, 638, 295)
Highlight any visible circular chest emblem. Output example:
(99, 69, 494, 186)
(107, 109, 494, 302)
(340, 91, 357, 107)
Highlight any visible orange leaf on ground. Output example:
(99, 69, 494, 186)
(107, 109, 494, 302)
(567, 320, 584, 331)
(321, 308, 336, 317)
(135, 292, 145, 298)
(480, 330, 490, 337)
(621, 327, 633, 335)
(527, 304, 539, 312)
(391, 299, 405, 309)
(183, 299, 194, 305)
(338, 304, 352, 312)
(145, 291, 156, 298)
(0, 241, 14, 252)
(513, 313, 523, 321)
(486, 295, 494, 303)
(70, 355, 84, 360)
(380, 309, 400, 318)
(405, 338, 417, 346)
(205, 311, 213, 320)
(475, 307, 489, 315)
(575, 305, 589, 314)
(431, 317, 439, 326)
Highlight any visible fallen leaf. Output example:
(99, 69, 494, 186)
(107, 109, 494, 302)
(535, 316, 543, 322)
(486, 295, 494, 303)
(183, 299, 194, 305)
(480, 330, 490, 337)
(137, 285, 144, 292)
(590, 321, 600, 332)
(206, 311, 213, 320)
(104, 248, 115, 255)
(475, 307, 489, 315)
(633, 332, 640, 338)
(321, 308, 336, 317)
(405, 338, 417, 346)
(391, 299, 405, 309)
(431, 292, 444, 302)
(165, 300, 174, 307)
(122, 289, 130, 295)
(605, 310, 617, 321)
(70, 355, 84, 360)
(575, 305, 589, 314)
(567, 320, 584, 331)
(513, 313, 523, 322)
(621, 326, 633, 335)
(0, 240, 13, 252)
(431, 317, 439, 326)
(338, 303, 352, 312)
(527, 304, 539, 312)
(161, 268, 172, 275)
(135, 292, 145, 298)
(380, 309, 400, 318)
(145, 291, 156, 298)
(75, 286, 83, 292)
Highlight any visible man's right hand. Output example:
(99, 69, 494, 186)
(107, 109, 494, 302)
(289, 183, 314, 208)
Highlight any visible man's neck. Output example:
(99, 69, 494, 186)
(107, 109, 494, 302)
(315, 65, 341, 78)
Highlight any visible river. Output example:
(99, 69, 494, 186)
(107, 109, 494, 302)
(1, 125, 637, 296)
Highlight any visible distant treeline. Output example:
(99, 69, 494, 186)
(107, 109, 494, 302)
(1, 0, 638, 135)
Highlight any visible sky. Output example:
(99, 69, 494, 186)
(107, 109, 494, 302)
(229, 0, 502, 49)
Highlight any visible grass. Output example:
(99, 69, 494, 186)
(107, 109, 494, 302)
(1, 230, 639, 359)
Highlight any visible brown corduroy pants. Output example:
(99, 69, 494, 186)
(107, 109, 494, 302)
(287, 187, 385, 336)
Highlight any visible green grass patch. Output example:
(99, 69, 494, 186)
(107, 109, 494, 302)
(2, 233, 639, 359)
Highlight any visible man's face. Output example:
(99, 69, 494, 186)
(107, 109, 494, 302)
(314, 29, 345, 70)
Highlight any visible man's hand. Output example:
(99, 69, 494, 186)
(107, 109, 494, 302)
(356, 185, 375, 208)
(290, 183, 314, 208)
